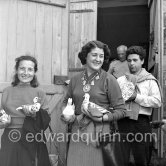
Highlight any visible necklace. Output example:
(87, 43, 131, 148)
(82, 71, 100, 93)
(83, 84, 91, 93)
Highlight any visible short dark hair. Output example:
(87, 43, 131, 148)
(78, 40, 111, 69)
(12, 54, 39, 87)
(126, 46, 146, 60)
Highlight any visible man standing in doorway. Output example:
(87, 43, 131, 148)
(108, 45, 129, 78)
(118, 46, 162, 166)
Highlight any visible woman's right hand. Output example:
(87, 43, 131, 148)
(0, 115, 11, 129)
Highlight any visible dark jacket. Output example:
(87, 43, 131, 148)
(20, 109, 51, 166)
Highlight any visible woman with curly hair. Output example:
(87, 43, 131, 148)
(61, 40, 127, 166)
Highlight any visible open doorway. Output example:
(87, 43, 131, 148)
(97, 1, 150, 71)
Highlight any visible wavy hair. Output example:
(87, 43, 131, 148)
(78, 40, 111, 69)
(126, 46, 146, 60)
(12, 54, 39, 87)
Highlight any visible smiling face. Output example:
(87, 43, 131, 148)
(17, 60, 35, 84)
(86, 47, 104, 74)
(127, 54, 144, 75)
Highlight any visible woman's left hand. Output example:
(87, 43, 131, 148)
(82, 109, 102, 122)
(89, 116, 102, 122)
(89, 114, 109, 122)
(22, 105, 36, 117)
(88, 106, 103, 118)
(81, 103, 103, 117)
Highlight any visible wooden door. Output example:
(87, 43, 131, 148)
(148, 0, 164, 157)
(69, 0, 98, 78)
(0, 0, 69, 84)
(148, 0, 159, 71)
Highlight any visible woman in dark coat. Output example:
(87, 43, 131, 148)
(0, 55, 51, 166)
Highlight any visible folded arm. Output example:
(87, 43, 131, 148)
(135, 80, 161, 108)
